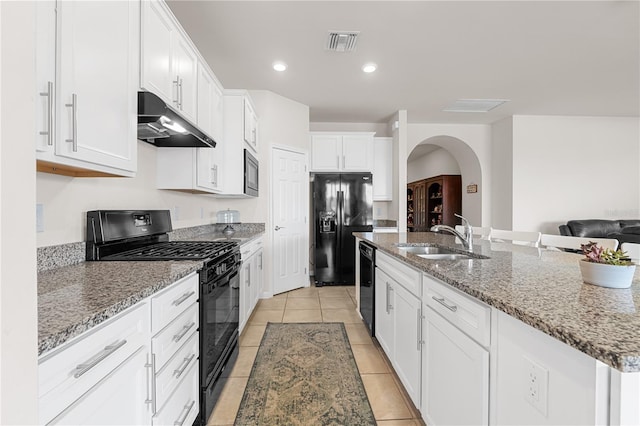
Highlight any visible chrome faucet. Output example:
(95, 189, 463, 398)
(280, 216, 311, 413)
(430, 214, 473, 251)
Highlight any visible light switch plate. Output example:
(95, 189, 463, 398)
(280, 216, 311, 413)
(36, 203, 44, 233)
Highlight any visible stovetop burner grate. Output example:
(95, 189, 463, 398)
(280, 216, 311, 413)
(102, 241, 237, 261)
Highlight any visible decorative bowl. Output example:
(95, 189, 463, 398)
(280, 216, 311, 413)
(579, 260, 636, 289)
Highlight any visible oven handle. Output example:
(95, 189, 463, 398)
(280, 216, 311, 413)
(213, 266, 240, 287)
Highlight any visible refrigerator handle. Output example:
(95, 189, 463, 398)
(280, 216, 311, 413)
(339, 190, 344, 226)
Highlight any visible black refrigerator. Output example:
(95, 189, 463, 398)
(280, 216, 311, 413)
(313, 173, 373, 285)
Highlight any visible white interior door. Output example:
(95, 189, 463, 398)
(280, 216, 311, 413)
(271, 147, 309, 294)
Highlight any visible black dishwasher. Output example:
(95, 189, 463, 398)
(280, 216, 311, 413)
(359, 241, 375, 336)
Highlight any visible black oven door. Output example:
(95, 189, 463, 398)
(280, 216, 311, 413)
(244, 149, 259, 197)
(199, 264, 240, 425)
(201, 268, 239, 387)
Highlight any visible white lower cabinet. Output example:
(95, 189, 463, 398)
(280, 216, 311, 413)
(374, 268, 394, 356)
(38, 272, 200, 425)
(374, 261, 422, 408)
(422, 307, 489, 426)
(392, 282, 422, 406)
(421, 274, 490, 425)
(150, 274, 199, 417)
(239, 237, 264, 332)
(39, 303, 152, 425)
(48, 347, 151, 426)
(152, 359, 199, 426)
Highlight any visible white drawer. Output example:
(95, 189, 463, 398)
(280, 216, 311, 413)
(155, 331, 199, 412)
(423, 274, 491, 347)
(152, 359, 199, 426)
(152, 303, 198, 370)
(39, 302, 149, 425)
(376, 250, 422, 297)
(240, 236, 263, 261)
(151, 273, 198, 334)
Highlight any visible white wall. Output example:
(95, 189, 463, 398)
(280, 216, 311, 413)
(393, 111, 408, 231)
(407, 147, 461, 183)
(407, 124, 492, 227)
(245, 90, 310, 295)
(491, 117, 514, 229)
(511, 115, 640, 234)
(0, 2, 38, 423)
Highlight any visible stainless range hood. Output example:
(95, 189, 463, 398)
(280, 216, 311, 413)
(137, 91, 216, 148)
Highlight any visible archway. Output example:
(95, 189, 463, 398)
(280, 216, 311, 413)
(407, 135, 485, 227)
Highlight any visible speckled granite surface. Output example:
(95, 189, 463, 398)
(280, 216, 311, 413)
(38, 260, 202, 356)
(169, 223, 265, 241)
(38, 226, 265, 356)
(37, 242, 86, 272)
(355, 232, 640, 372)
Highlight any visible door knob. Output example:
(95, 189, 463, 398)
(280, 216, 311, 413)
(275, 226, 286, 231)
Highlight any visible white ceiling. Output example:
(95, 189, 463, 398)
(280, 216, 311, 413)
(167, 1, 639, 125)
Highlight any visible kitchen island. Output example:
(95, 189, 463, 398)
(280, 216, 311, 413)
(354, 231, 640, 425)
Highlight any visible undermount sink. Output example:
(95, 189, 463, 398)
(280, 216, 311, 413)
(396, 245, 474, 260)
(417, 253, 472, 260)
(396, 245, 456, 255)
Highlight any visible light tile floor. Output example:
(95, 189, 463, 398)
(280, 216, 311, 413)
(207, 284, 425, 426)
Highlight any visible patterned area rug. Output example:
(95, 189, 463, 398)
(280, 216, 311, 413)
(234, 322, 376, 426)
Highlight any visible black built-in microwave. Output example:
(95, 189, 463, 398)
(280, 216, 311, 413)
(244, 149, 258, 197)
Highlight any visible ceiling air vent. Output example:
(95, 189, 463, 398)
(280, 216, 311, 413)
(326, 31, 359, 52)
(443, 99, 509, 113)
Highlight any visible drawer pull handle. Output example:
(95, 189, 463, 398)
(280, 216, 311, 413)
(432, 296, 458, 312)
(174, 353, 196, 379)
(173, 321, 196, 343)
(172, 291, 195, 307)
(73, 339, 127, 378)
(174, 400, 196, 426)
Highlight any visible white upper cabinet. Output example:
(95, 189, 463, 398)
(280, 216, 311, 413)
(141, 0, 197, 123)
(151, 3, 226, 195)
(309, 132, 374, 172)
(219, 90, 259, 197)
(373, 137, 393, 201)
(35, 1, 56, 155)
(243, 98, 258, 153)
(196, 62, 224, 143)
(172, 33, 198, 123)
(140, 0, 174, 103)
(36, 0, 138, 177)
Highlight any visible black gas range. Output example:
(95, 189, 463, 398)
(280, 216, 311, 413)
(86, 210, 240, 426)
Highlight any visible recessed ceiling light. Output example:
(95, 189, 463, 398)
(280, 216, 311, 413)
(443, 99, 509, 113)
(273, 62, 287, 72)
(362, 63, 377, 73)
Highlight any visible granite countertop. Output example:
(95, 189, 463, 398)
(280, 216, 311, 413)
(355, 231, 640, 373)
(174, 230, 264, 245)
(38, 228, 265, 356)
(38, 260, 202, 356)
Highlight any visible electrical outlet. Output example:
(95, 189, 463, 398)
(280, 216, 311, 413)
(36, 203, 44, 233)
(173, 206, 180, 221)
(200, 207, 204, 219)
(524, 356, 548, 416)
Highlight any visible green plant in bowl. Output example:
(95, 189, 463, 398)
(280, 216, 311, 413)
(580, 242, 632, 266)
(579, 242, 635, 289)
